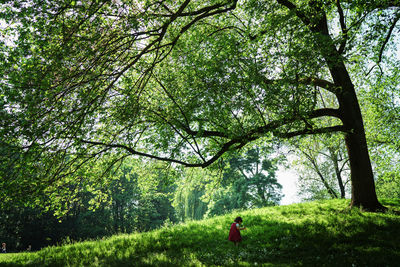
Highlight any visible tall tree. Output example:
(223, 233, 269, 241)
(226, 148, 283, 207)
(207, 147, 283, 216)
(290, 134, 350, 200)
(173, 167, 213, 221)
(2, 0, 400, 210)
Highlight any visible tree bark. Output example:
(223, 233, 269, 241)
(310, 8, 386, 211)
(327, 53, 386, 211)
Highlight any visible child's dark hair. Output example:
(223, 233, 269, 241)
(234, 216, 242, 223)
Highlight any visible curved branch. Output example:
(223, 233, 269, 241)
(274, 125, 347, 138)
(378, 11, 400, 64)
(178, 1, 238, 35)
(178, 108, 342, 140)
(366, 11, 400, 75)
(150, 0, 237, 17)
(309, 108, 342, 119)
(80, 106, 343, 168)
(80, 139, 204, 167)
(336, 0, 348, 54)
(300, 149, 339, 198)
(264, 76, 338, 94)
(80, 137, 244, 168)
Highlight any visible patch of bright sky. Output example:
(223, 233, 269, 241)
(0, 19, 19, 47)
(277, 166, 300, 205)
(271, 147, 301, 205)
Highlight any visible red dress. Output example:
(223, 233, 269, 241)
(228, 223, 242, 242)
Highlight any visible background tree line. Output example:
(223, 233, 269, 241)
(0, 147, 283, 252)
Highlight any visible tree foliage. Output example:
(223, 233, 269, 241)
(360, 64, 400, 200)
(290, 134, 350, 201)
(207, 147, 283, 216)
(172, 166, 219, 221)
(2, 0, 400, 210)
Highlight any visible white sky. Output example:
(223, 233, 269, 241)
(277, 166, 300, 205)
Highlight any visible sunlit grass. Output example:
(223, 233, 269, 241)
(0, 199, 399, 266)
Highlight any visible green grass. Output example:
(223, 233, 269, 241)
(1, 199, 399, 266)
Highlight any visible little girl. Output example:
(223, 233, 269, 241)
(228, 216, 246, 246)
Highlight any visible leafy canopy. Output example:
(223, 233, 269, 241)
(1, 0, 400, 206)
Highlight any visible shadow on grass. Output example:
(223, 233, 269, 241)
(66, 215, 400, 266)
(381, 199, 400, 215)
(129, 212, 400, 267)
(381, 199, 400, 207)
(3, 202, 400, 266)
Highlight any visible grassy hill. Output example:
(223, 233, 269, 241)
(0, 199, 399, 266)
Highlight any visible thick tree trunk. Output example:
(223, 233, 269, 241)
(309, 10, 386, 211)
(344, 130, 384, 210)
(329, 60, 386, 211)
(276, 1, 385, 211)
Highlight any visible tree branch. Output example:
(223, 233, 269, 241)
(80, 137, 246, 168)
(308, 108, 342, 119)
(276, 0, 311, 27)
(274, 125, 347, 139)
(79, 105, 343, 168)
(366, 11, 400, 75)
(301, 149, 339, 198)
(336, 0, 348, 54)
(264, 76, 339, 94)
(152, 0, 238, 17)
(378, 11, 400, 64)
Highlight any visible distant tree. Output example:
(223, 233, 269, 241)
(124, 160, 178, 231)
(173, 168, 210, 221)
(108, 165, 140, 233)
(290, 134, 350, 201)
(207, 147, 283, 216)
(174, 188, 208, 221)
(228, 148, 283, 207)
(0, 205, 66, 252)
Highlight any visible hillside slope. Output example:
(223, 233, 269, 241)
(0, 199, 399, 266)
